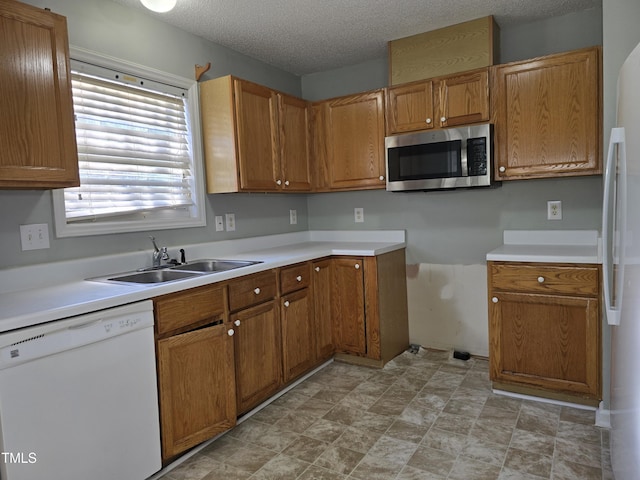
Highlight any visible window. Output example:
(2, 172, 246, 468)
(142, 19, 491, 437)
(52, 49, 206, 237)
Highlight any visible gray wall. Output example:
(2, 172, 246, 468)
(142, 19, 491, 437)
(307, 177, 603, 266)
(0, 0, 308, 269)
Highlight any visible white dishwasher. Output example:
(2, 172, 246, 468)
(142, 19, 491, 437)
(0, 300, 161, 480)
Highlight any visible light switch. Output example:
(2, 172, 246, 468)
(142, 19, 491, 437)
(20, 223, 50, 251)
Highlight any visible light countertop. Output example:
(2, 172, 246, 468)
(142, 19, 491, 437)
(486, 230, 601, 264)
(0, 230, 405, 333)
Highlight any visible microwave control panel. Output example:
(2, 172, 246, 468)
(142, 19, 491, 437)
(467, 137, 487, 176)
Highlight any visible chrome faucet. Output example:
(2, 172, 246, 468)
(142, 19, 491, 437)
(149, 236, 170, 268)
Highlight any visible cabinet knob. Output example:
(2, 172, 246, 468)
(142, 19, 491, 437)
(499, 166, 506, 173)
(538, 276, 545, 283)
(234, 320, 241, 327)
(284, 300, 290, 307)
(228, 329, 235, 336)
(254, 287, 261, 295)
(315, 266, 320, 272)
(276, 179, 282, 185)
(492, 297, 499, 304)
(440, 116, 446, 123)
(284, 180, 290, 186)
(296, 275, 302, 282)
(426, 118, 432, 124)
(355, 263, 360, 270)
(379, 176, 385, 181)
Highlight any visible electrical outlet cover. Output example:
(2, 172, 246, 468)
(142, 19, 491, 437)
(547, 200, 562, 220)
(225, 213, 236, 231)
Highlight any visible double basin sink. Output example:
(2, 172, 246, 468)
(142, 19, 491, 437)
(94, 259, 263, 285)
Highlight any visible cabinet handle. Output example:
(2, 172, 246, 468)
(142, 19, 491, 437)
(284, 180, 290, 186)
(254, 287, 261, 295)
(499, 166, 506, 173)
(228, 329, 235, 336)
(296, 275, 302, 282)
(440, 116, 446, 123)
(426, 118, 432, 124)
(234, 320, 241, 327)
(284, 300, 290, 307)
(492, 297, 499, 303)
(276, 179, 282, 185)
(538, 276, 545, 283)
(379, 176, 385, 181)
(355, 263, 360, 270)
(315, 266, 320, 272)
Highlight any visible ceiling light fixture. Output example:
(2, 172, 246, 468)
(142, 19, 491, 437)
(140, 0, 176, 13)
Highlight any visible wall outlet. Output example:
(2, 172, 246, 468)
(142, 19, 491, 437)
(225, 213, 236, 231)
(289, 209, 297, 225)
(354, 207, 364, 223)
(20, 223, 50, 251)
(214, 215, 224, 232)
(547, 200, 562, 220)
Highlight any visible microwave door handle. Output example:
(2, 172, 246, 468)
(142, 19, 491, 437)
(602, 127, 626, 326)
(460, 139, 468, 177)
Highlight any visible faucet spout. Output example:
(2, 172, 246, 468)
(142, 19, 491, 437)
(149, 236, 169, 267)
(149, 236, 160, 254)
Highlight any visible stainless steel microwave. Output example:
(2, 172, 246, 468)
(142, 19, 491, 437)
(385, 123, 494, 192)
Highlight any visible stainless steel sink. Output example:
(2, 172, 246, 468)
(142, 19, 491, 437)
(171, 259, 262, 273)
(105, 269, 201, 284)
(88, 259, 262, 285)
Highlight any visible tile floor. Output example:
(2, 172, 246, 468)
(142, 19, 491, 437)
(159, 349, 613, 480)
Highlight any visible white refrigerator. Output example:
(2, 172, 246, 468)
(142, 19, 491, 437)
(603, 40, 640, 480)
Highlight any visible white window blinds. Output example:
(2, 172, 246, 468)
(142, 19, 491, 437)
(65, 71, 193, 221)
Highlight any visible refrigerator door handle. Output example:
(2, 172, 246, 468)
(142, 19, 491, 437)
(602, 127, 627, 326)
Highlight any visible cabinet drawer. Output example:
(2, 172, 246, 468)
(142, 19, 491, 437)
(155, 284, 226, 335)
(229, 270, 277, 311)
(489, 263, 599, 297)
(280, 263, 310, 294)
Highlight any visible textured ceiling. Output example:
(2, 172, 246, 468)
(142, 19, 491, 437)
(112, 0, 600, 75)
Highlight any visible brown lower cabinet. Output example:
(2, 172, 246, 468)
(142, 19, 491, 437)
(154, 284, 236, 463)
(232, 300, 282, 414)
(228, 270, 281, 415)
(487, 261, 601, 405)
(153, 249, 409, 462)
(331, 250, 410, 367)
(280, 263, 315, 383)
(332, 257, 367, 355)
(312, 259, 335, 361)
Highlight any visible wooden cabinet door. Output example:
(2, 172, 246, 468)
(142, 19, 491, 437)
(385, 81, 435, 134)
(325, 91, 386, 190)
(278, 93, 311, 191)
(0, 1, 79, 188)
(437, 68, 489, 128)
(234, 79, 280, 191)
(312, 259, 334, 361)
(332, 257, 366, 355)
(157, 322, 236, 461)
(489, 292, 600, 398)
(232, 301, 282, 414)
(281, 288, 315, 382)
(492, 47, 601, 180)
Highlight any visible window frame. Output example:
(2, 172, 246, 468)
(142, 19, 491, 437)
(52, 46, 207, 237)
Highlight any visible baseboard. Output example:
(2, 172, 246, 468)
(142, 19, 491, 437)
(596, 401, 611, 428)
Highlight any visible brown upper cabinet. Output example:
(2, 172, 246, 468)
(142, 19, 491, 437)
(312, 90, 386, 191)
(0, 0, 79, 189)
(199, 76, 311, 193)
(386, 68, 490, 135)
(491, 46, 602, 180)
